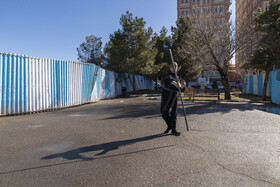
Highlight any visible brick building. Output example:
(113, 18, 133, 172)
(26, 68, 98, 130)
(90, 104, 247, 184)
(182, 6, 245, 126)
(177, 0, 231, 19)
(235, 0, 269, 71)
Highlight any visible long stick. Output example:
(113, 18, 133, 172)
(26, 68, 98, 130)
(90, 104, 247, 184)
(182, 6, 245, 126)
(169, 49, 189, 131)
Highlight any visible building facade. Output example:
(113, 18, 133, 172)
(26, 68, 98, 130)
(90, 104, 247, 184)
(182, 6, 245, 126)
(177, 0, 233, 84)
(235, 0, 269, 71)
(177, 0, 231, 19)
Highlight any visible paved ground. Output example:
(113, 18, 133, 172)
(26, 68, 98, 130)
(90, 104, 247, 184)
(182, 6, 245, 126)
(0, 97, 280, 187)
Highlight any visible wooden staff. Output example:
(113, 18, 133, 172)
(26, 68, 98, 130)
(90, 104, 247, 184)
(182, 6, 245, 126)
(169, 49, 189, 131)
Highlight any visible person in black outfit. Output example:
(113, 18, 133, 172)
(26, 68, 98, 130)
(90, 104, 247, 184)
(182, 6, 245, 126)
(160, 62, 185, 136)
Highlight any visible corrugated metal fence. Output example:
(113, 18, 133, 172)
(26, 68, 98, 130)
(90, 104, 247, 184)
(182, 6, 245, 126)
(245, 70, 280, 104)
(0, 53, 154, 116)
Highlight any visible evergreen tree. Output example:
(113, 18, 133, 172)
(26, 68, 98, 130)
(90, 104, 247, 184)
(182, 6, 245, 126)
(105, 11, 157, 92)
(153, 27, 172, 87)
(171, 18, 202, 86)
(77, 35, 104, 66)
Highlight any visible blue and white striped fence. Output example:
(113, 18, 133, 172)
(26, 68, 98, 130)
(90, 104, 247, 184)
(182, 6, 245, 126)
(245, 70, 280, 104)
(0, 53, 154, 116)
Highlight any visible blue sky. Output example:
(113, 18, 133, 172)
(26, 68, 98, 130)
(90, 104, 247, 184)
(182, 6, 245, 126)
(0, 0, 235, 62)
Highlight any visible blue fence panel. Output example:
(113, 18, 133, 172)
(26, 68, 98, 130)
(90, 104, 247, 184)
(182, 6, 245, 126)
(81, 64, 94, 103)
(123, 73, 129, 92)
(271, 70, 280, 104)
(109, 71, 115, 98)
(96, 67, 101, 100)
(245, 70, 280, 104)
(245, 76, 248, 93)
(269, 72, 272, 97)
(51, 59, 56, 109)
(128, 74, 133, 92)
(114, 72, 118, 96)
(249, 76, 254, 94)
(23, 57, 28, 112)
(64, 60, 68, 107)
(0, 52, 154, 116)
(104, 70, 111, 98)
(257, 74, 263, 96)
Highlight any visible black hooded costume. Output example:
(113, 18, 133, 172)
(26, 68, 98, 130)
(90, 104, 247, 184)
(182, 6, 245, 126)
(160, 71, 185, 134)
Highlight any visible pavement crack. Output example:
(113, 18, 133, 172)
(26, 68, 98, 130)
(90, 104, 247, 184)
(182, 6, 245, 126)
(182, 135, 280, 186)
(213, 160, 279, 186)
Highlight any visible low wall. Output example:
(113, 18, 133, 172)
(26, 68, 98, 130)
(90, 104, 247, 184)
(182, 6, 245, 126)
(245, 70, 280, 104)
(0, 53, 154, 116)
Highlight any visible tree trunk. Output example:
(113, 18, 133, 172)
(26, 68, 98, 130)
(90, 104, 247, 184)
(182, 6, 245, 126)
(262, 70, 270, 101)
(186, 80, 190, 87)
(217, 67, 231, 100)
(222, 76, 231, 100)
(132, 73, 136, 93)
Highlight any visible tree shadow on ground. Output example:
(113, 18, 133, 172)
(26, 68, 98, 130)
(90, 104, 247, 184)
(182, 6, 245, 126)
(180, 102, 280, 116)
(253, 103, 280, 116)
(180, 102, 255, 116)
(102, 101, 255, 120)
(102, 103, 162, 120)
(100, 100, 280, 120)
(41, 134, 168, 161)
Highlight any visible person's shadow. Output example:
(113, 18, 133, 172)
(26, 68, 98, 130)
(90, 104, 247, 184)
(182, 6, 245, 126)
(41, 134, 168, 161)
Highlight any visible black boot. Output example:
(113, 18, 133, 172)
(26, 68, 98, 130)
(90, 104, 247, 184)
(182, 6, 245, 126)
(171, 131, 181, 136)
(164, 123, 171, 134)
(164, 127, 171, 134)
(171, 122, 180, 136)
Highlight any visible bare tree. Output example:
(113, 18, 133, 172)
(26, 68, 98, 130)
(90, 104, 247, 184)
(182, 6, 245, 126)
(182, 12, 253, 100)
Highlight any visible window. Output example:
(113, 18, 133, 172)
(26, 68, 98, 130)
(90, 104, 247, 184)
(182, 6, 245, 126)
(197, 9, 200, 14)
(215, 7, 218, 13)
(193, 0, 195, 2)
(182, 10, 184, 16)
(197, 0, 200, 2)
(220, 7, 223, 13)
(186, 0, 188, 3)
(220, 20, 223, 26)
(193, 9, 196, 14)
(185, 10, 189, 16)
(203, 8, 206, 14)
(182, 0, 184, 4)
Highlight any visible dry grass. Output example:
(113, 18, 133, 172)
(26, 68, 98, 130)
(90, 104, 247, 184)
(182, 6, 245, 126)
(183, 93, 266, 102)
(132, 89, 268, 102)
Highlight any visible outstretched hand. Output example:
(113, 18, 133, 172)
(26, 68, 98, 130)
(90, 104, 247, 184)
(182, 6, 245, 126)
(181, 80, 186, 87)
(177, 82, 182, 88)
(177, 80, 185, 88)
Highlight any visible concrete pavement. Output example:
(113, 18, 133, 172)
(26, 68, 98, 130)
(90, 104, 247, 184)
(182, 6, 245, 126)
(0, 97, 280, 186)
